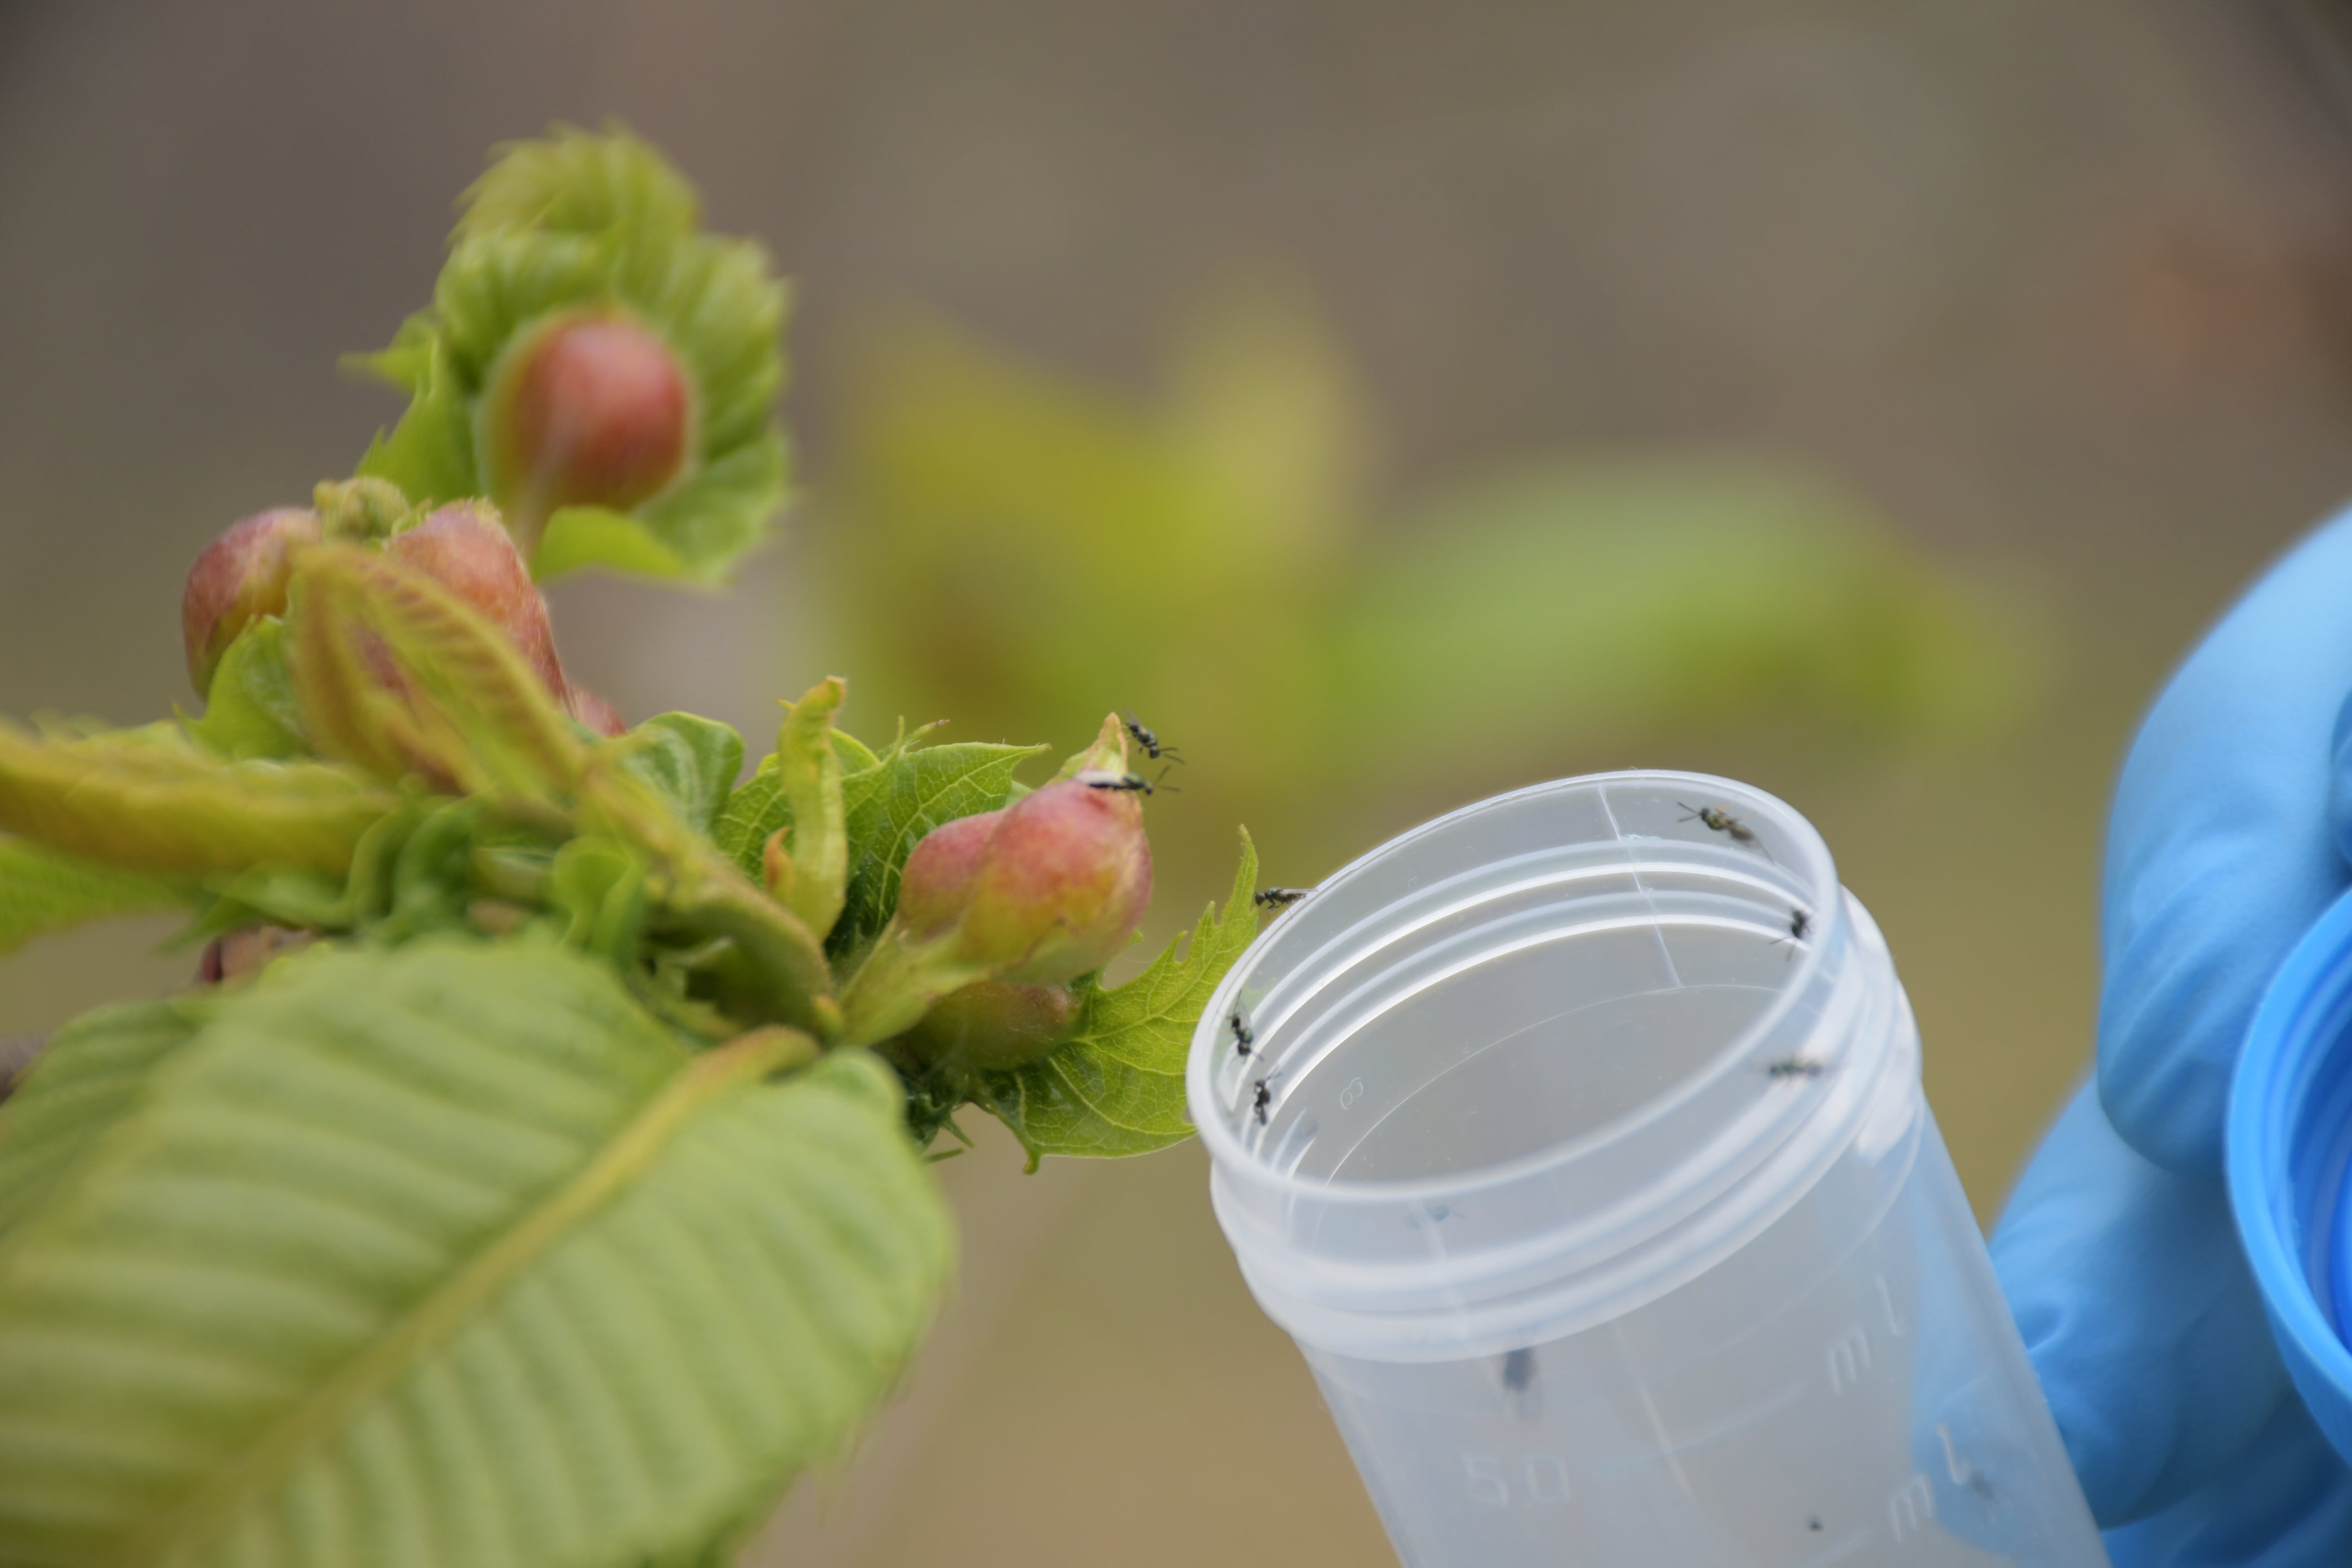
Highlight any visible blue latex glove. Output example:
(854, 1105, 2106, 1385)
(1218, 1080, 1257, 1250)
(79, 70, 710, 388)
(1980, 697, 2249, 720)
(1992, 510, 2352, 1562)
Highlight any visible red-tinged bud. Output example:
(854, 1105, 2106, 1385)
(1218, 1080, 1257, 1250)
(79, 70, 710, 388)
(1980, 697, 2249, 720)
(182, 507, 322, 694)
(565, 684, 626, 738)
(479, 310, 693, 531)
(387, 502, 567, 698)
(898, 780, 1152, 985)
(900, 979, 1081, 1071)
(896, 807, 1004, 936)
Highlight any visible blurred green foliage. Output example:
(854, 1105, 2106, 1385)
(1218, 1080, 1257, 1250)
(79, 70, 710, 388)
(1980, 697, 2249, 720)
(816, 281, 2044, 902)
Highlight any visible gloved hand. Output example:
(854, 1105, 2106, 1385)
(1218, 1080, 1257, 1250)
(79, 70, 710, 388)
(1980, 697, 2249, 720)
(1992, 510, 2352, 1563)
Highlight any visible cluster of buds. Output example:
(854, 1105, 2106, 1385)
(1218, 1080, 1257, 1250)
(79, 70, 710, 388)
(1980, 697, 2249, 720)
(849, 718, 1156, 1067)
(181, 495, 623, 736)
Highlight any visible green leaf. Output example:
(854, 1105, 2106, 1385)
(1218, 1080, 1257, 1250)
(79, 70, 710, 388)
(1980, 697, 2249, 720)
(0, 837, 188, 956)
(0, 999, 201, 1241)
(548, 836, 649, 967)
(0, 723, 403, 877)
(616, 713, 745, 839)
(182, 618, 306, 761)
(351, 329, 480, 510)
(832, 733, 1049, 958)
(769, 679, 848, 939)
(709, 729, 877, 879)
(979, 830, 1258, 1168)
(0, 940, 952, 1565)
(455, 124, 701, 248)
(534, 506, 689, 580)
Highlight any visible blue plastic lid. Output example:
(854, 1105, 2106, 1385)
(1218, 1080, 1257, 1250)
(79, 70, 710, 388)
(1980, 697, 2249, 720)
(2229, 883, 2352, 1464)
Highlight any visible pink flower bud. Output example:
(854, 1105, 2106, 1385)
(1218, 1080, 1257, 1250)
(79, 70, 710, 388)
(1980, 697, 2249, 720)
(896, 779, 1152, 985)
(182, 507, 322, 694)
(895, 807, 1004, 936)
(479, 310, 693, 528)
(387, 503, 568, 698)
(900, 979, 1081, 1071)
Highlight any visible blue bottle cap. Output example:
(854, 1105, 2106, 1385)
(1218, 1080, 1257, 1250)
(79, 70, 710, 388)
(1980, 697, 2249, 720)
(2229, 883, 2352, 1464)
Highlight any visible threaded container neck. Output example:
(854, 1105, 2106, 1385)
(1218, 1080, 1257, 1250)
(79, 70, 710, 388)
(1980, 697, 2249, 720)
(1189, 771, 1918, 1362)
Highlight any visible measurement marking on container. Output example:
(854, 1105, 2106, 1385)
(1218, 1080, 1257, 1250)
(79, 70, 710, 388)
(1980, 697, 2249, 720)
(1825, 1324, 1873, 1395)
(1936, 1423, 1992, 1496)
(1339, 1077, 1365, 1109)
(1459, 1450, 1572, 1508)
(1887, 1474, 1935, 1543)
(1877, 1273, 1908, 1337)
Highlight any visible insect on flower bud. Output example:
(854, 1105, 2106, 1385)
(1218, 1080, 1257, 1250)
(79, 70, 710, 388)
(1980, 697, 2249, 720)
(182, 507, 322, 695)
(898, 779, 1152, 986)
(478, 309, 693, 536)
(900, 979, 1081, 1071)
(387, 502, 568, 699)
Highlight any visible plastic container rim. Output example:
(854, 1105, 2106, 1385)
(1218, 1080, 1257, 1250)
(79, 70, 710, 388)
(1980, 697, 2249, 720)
(1188, 768, 1841, 1210)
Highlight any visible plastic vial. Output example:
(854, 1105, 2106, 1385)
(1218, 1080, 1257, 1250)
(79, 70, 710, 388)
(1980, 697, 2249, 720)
(1188, 772, 2106, 1567)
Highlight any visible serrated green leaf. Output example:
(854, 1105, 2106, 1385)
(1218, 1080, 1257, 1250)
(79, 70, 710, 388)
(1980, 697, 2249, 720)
(0, 837, 188, 957)
(979, 830, 1258, 1168)
(616, 713, 744, 839)
(182, 618, 306, 761)
(0, 940, 952, 1566)
(0, 723, 403, 877)
(832, 734, 1050, 959)
(456, 123, 701, 248)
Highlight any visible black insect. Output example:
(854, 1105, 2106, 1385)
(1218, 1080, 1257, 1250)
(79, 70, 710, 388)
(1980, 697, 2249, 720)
(1766, 1055, 1828, 1081)
(1254, 886, 1312, 912)
(1251, 1073, 1279, 1126)
(1121, 711, 1183, 764)
(1679, 800, 1767, 854)
(1501, 1347, 1537, 1395)
(1808, 1517, 1824, 1533)
(1078, 765, 1179, 797)
(1228, 1008, 1255, 1057)
(1771, 906, 1812, 958)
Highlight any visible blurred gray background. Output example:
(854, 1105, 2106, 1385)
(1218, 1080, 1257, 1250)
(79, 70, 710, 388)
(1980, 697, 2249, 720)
(6, 3, 2352, 1563)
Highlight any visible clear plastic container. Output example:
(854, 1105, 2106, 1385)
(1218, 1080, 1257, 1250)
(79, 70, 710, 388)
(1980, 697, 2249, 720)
(1188, 772, 2106, 1567)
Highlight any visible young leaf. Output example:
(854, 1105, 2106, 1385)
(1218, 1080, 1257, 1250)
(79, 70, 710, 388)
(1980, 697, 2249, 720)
(834, 734, 1050, 957)
(0, 836, 188, 957)
(454, 123, 701, 247)
(978, 829, 1259, 1169)
(288, 544, 585, 803)
(0, 940, 952, 1566)
(616, 712, 745, 838)
(535, 506, 690, 580)
(0, 722, 402, 876)
(712, 728, 880, 878)
(769, 678, 848, 939)
(350, 327, 482, 509)
(181, 617, 306, 760)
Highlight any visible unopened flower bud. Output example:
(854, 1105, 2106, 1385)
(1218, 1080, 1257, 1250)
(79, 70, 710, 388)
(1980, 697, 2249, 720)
(897, 779, 1151, 985)
(182, 507, 322, 694)
(895, 807, 1004, 936)
(900, 979, 1081, 1071)
(478, 310, 692, 532)
(387, 502, 568, 698)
